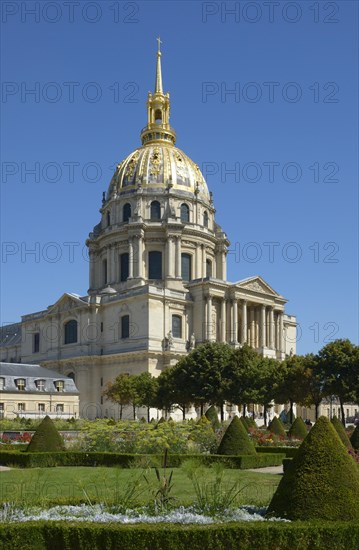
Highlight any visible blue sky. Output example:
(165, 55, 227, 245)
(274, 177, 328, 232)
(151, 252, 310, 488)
(1, 0, 358, 354)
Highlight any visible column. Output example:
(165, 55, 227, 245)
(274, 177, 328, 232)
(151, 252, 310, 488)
(233, 299, 238, 344)
(111, 245, 116, 282)
(222, 250, 227, 280)
(128, 238, 133, 278)
(202, 245, 206, 278)
(89, 250, 96, 289)
(175, 236, 181, 278)
(106, 247, 112, 283)
(137, 236, 143, 278)
(250, 307, 255, 347)
(195, 243, 201, 279)
(268, 307, 274, 349)
(278, 311, 284, 353)
(166, 237, 174, 278)
(260, 304, 266, 348)
(207, 295, 213, 340)
(221, 299, 226, 342)
(241, 300, 247, 344)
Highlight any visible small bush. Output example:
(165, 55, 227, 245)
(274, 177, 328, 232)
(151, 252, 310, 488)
(205, 406, 220, 431)
(217, 417, 256, 456)
(268, 417, 286, 437)
(26, 416, 64, 453)
(288, 417, 307, 440)
(350, 424, 359, 451)
(331, 416, 352, 449)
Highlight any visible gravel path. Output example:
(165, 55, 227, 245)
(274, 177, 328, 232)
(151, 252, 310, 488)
(247, 466, 283, 474)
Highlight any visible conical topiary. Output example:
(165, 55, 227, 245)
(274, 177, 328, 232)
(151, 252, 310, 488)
(267, 416, 359, 521)
(268, 416, 286, 436)
(331, 416, 352, 449)
(350, 423, 359, 451)
(239, 416, 249, 432)
(246, 416, 257, 429)
(205, 405, 220, 431)
(217, 416, 256, 456)
(26, 415, 65, 452)
(288, 417, 308, 439)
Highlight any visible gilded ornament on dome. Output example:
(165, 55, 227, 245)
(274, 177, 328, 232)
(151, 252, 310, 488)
(124, 152, 139, 181)
(149, 147, 162, 176)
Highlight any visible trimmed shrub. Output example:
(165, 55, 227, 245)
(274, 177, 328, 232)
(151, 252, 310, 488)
(268, 416, 286, 437)
(245, 416, 257, 429)
(350, 424, 359, 451)
(205, 405, 220, 431)
(1, 521, 359, 550)
(217, 416, 256, 456)
(288, 417, 307, 440)
(239, 416, 249, 432)
(26, 416, 64, 453)
(256, 447, 298, 458)
(0, 450, 283, 469)
(331, 416, 352, 449)
(267, 416, 359, 521)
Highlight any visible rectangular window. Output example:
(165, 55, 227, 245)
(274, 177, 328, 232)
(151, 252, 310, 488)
(0, 378, 4, 390)
(103, 259, 108, 285)
(33, 332, 40, 353)
(0, 403, 4, 418)
(149, 251, 162, 280)
(181, 254, 192, 282)
(16, 379, 26, 391)
(38, 403, 45, 412)
(54, 380, 64, 392)
(56, 404, 64, 413)
(36, 380, 45, 391)
(120, 253, 129, 281)
(121, 315, 130, 339)
(172, 315, 182, 338)
(18, 403, 25, 412)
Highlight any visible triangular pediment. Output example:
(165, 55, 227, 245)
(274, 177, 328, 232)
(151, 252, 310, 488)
(234, 276, 282, 297)
(47, 293, 87, 315)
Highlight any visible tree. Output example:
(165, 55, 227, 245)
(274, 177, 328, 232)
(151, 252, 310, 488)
(133, 372, 158, 422)
(222, 344, 262, 417)
(253, 357, 283, 426)
(103, 373, 137, 420)
(299, 353, 325, 421)
(318, 339, 358, 425)
(274, 355, 310, 424)
(154, 362, 194, 420)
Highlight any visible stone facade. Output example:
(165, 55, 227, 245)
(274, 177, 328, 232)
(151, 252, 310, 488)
(0, 45, 297, 420)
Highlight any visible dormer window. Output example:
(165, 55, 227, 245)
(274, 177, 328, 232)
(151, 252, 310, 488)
(15, 378, 26, 391)
(54, 380, 64, 392)
(36, 379, 45, 391)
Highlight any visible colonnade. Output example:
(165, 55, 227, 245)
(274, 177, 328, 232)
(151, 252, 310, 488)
(204, 296, 285, 353)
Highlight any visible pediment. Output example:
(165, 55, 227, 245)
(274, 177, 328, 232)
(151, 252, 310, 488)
(235, 276, 281, 297)
(47, 293, 86, 315)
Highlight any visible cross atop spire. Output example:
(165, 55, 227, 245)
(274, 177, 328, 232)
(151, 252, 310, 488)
(155, 37, 163, 94)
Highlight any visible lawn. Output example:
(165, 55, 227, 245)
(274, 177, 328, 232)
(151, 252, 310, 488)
(0, 466, 280, 508)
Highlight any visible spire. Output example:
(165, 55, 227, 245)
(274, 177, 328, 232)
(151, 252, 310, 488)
(155, 37, 163, 94)
(140, 39, 176, 146)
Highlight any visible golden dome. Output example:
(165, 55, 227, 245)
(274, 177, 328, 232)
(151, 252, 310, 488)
(108, 143, 209, 200)
(107, 39, 210, 203)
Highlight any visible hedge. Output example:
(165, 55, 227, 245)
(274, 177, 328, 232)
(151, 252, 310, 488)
(0, 521, 359, 550)
(256, 446, 298, 458)
(0, 451, 285, 469)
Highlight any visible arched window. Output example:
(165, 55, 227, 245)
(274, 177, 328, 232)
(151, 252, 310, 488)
(106, 211, 111, 226)
(120, 253, 129, 281)
(123, 203, 131, 222)
(172, 315, 182, 338)
(148, 251, 162, 279)
(203, 211, 209, 228)
(64, 320, 78, 345)
(102, 259, 108, 285)
(206, 259, 212, 278)
(150, 201, 161, 220)
(180, 203, 190, 223)
(181, 253, 192, 282)
(121, 315, 130, 339)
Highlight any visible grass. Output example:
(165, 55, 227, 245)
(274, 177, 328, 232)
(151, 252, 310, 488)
(0, 466, 280, 508)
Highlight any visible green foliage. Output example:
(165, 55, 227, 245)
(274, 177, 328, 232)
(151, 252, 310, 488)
(350, 424, 359, 451)
(239, 416, 249, 432)
(267, 416, 359, 521)
(1, 521, 359, 550)
(256, 446, 298, 458)
(26, 416, 64, 453)
(217, 416, 256, 456)
(267, 416, 286, 436)
(331, 416, 352, 449)
(205, 405, 220, 431)
(288, 417, 308, 440)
